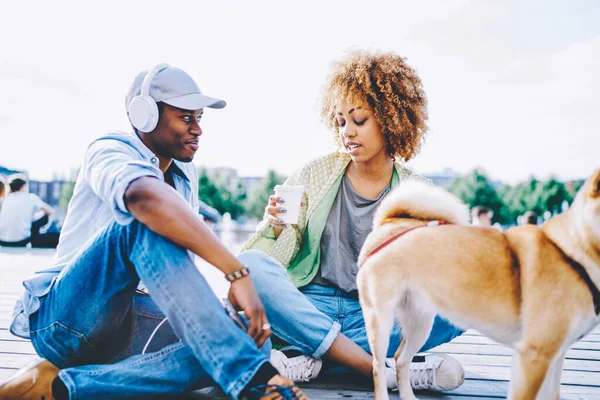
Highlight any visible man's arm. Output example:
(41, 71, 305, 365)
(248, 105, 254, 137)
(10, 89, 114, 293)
(125, 176, 243, 273)
(125, 176, 270, 346)
(40, 202, 54, 217)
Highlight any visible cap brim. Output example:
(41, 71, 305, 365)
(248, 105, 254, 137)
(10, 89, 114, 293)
(162, 93, 226, 110)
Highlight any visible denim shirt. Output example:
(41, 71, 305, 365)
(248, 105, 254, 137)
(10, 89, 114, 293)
(10, 131, 199, 338)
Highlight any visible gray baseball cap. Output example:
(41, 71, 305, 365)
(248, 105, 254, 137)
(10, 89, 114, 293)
(126, 66, 226, 113)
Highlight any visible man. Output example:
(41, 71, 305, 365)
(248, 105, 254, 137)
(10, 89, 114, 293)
(0, 175, 54, 247)
(0, 64, 308, 400)
(520, 211, 538, 225)
(471, 206, 494, 227)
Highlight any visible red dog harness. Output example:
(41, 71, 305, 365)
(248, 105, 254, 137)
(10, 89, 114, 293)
(359, 220, 448, 268)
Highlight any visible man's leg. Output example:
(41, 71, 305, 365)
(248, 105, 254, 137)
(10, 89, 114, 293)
(30, 214, 49, 240)
(60, 343, 211, 399)
(30, 221, 273, 399)
(57, 294, 272, 399)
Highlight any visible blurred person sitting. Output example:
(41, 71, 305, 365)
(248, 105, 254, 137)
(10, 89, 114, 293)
(471, 206, 493, 227)
(0, 175, 54, 247)
(199, 199, 222, 229)
(520, 211, 538, 226)
(0, 176, 6, 211)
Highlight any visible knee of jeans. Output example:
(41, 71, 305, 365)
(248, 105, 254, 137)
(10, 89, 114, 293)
(239, 250, 286, 278)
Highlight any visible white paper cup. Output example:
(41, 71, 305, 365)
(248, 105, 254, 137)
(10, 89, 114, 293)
(274, 185, 304, 224)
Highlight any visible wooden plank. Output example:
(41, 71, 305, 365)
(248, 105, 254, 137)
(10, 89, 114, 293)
(448, 380, 600, 398)
(434, 343, 600, 361)
(0, 330, 28, 341)
(299, 388, 502, 399)
(0, 341, 35, 354)
(305, 373, 600, 398)
(451, 334, 600, 350)
(463, 365, 600, 387)
(0, 353, 37, 369)
(433, 352, 600, 372)
(0, 369, 19, 382)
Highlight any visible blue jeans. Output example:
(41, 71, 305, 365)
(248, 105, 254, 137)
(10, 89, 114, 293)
(289, 284, 464, 358)
(239, 253, 462, 358)
(29, 221, 273, 400)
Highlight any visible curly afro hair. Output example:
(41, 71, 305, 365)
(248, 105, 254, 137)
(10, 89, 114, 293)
(321, 51, 429, 162)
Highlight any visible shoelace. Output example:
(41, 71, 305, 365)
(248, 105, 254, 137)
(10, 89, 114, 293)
(250, 384, 305, 399)
(284, 357, 317, 382)
(408, 363, 436, 389)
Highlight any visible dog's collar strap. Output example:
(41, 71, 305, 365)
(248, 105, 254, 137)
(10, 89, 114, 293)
(564, 251, 600, 316)
(359, 220, 448, 268)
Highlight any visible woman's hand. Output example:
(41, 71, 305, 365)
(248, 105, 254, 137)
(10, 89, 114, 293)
(266, 195, 288, 232)
(265, 195, 305, 238)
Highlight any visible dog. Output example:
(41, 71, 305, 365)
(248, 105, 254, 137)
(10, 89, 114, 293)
(356, 170, 600, 400)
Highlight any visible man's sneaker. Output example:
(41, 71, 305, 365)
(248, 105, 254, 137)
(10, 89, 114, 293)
(385, 353, 465, 391)
(0, 358, 60, 399)
(248, 375, 311, 399)
(270, 350, 323, 382)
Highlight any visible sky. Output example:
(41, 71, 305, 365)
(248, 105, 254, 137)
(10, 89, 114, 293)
(0, 0, 598, 184)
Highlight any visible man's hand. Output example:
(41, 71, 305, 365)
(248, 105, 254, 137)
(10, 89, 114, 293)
(227, 277, 271, 348)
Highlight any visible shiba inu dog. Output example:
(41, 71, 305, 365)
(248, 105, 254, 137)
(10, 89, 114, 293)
(357, 170, 600, 400)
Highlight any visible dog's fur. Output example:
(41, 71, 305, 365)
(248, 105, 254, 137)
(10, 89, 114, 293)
(357, 170, 600, 400)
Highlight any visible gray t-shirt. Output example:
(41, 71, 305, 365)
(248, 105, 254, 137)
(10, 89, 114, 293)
(314, 173, 390, 294)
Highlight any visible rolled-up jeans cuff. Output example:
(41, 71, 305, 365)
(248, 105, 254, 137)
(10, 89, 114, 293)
(311, 321, 341, 359)
(58, 370, 76, 400)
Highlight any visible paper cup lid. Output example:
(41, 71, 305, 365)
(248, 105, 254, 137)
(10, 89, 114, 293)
(274, 185, 304, 191)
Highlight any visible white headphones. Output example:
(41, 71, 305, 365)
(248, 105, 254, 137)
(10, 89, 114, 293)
(128, 63, 170, 132)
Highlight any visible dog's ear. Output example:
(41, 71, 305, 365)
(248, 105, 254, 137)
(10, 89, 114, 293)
(588, 169, 600, 198)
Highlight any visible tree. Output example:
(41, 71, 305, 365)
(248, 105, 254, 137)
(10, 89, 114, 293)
(245, 170, 286, 220)
(537, 178, 572, 215)
(447, 169, 508, 224)
(197, 168, 248, 220)
(216, 174, 247, 220)
(499, 179, 541, 222)
(499, 177, 573, 223)
(59, 182, 75, 212)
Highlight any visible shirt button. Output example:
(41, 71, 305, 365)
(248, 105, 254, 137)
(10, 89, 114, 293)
(151, 157, 157, 163)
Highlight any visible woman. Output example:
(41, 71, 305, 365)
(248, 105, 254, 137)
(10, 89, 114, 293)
(242, 51, 465, 391)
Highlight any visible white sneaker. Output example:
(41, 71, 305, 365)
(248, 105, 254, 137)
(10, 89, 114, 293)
(270, 350, 323, 382)
(385, 354, 465, 391)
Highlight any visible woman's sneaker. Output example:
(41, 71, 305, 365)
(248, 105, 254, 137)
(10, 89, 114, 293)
(385, 353, 465, 391)
(247, 375, 311, 400)
(270, 350, 323, 382)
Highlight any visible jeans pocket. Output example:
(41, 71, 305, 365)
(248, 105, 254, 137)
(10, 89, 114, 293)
(31, 321, 93, 368)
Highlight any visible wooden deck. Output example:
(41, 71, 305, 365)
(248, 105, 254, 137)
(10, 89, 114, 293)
(1, 248, 599, 399)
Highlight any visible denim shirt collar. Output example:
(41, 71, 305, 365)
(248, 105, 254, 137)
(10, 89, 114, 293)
(170, 162, 190, 182)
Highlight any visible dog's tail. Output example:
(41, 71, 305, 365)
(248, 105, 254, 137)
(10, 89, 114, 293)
(373, 180, 471, 227)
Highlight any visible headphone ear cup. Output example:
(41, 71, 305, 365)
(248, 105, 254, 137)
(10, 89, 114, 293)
(128, 95, 159, 133)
